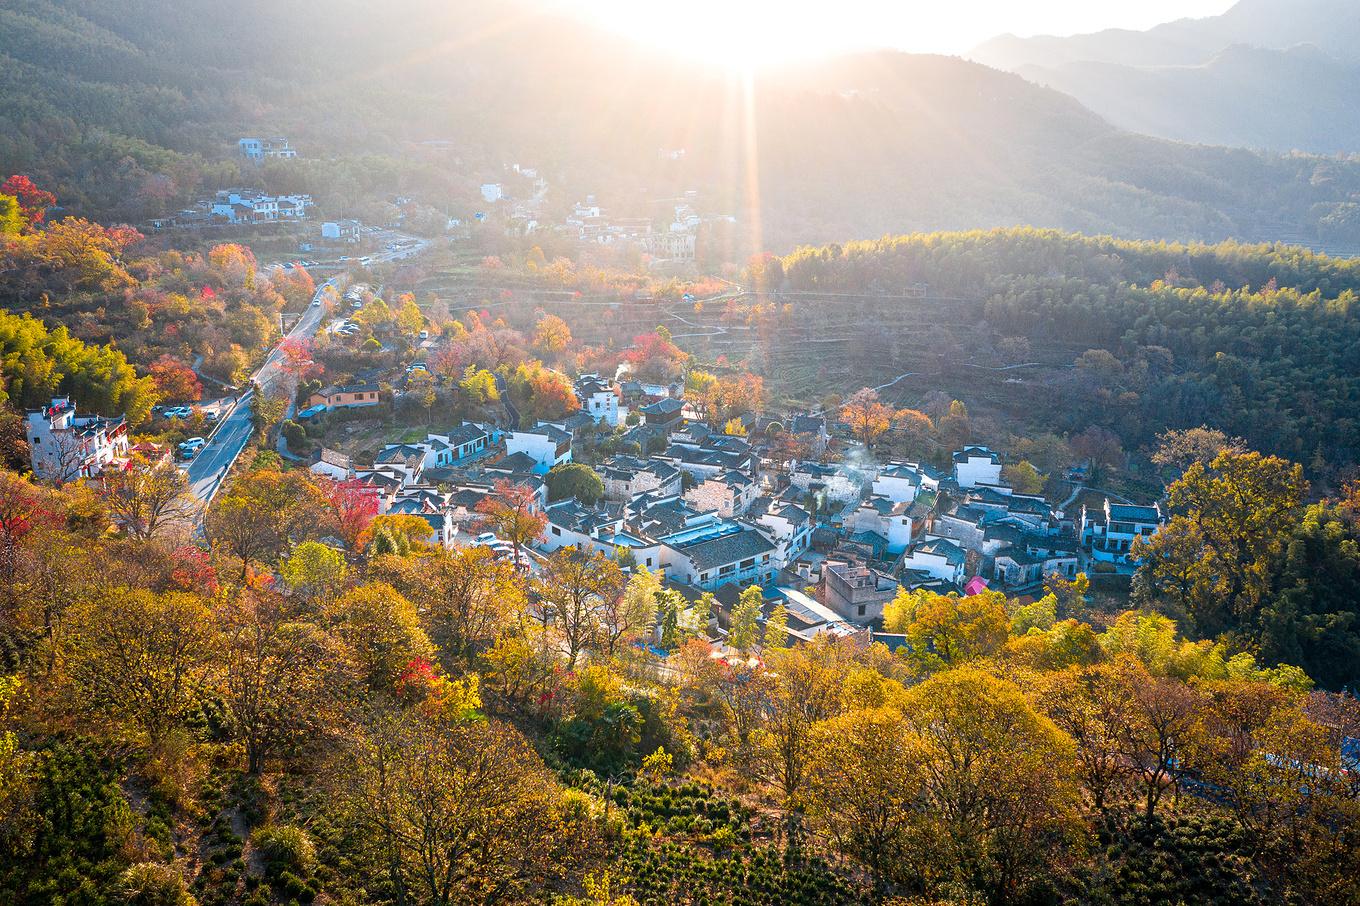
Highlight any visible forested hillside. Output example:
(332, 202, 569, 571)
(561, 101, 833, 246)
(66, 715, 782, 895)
(7, 0, 1360, 252)
(761, 229, 1360, 473)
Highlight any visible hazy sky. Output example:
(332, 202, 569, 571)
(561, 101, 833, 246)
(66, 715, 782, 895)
(556, 0, 1240, 64)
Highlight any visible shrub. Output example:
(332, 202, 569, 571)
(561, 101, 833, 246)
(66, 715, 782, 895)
(117, 863, 198, 906)
(252, 825, 317, 875)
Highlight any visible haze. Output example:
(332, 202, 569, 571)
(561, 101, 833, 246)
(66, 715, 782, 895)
(556, 0, 1239, 64)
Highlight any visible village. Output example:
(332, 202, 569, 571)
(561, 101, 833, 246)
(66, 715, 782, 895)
(266, 344, 1162, 653)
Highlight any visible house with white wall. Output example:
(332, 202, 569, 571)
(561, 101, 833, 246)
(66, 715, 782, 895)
(900, 537, 968, 584)
(27, 397, 129, 481)
(953, 446, 1003, 489)
(575, 375, 620, 427)
(506, 424, 573, 474)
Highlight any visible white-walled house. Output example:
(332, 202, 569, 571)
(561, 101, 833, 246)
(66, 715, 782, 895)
(900, 537, 968, 584)
(872, 462, 922, 504)
(321, 220, 361, 242)
(575, 376, 620, 427)
(506, 425, 572, 474)
(239, 137, 296, 160)
(753, 501, 813, 566)
(1081, 499, 1164, 561)
(666, 526, 778, 590)
(27, 397, 129, 481)
(953, 446, 1003, 489)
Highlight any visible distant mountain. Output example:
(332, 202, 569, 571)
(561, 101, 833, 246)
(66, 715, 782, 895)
(968, 0, 1360, 154)
(6, 0, 1360, 255)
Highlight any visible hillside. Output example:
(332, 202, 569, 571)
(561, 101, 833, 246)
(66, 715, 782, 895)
(6, 0, 1360, 253)
(969, 0, 1360, 155)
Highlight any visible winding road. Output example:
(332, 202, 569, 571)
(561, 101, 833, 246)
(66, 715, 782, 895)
(184, 234, 430, 507)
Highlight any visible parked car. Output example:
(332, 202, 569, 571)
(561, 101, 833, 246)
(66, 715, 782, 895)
(179, 436, 206, 451)
(164, 406, 192, 419)
(419, 330, 429, 339)
(474, 532, 498, 544)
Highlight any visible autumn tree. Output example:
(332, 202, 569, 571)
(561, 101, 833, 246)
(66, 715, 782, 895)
(148, 355, 202, 402)
(885, 588, 1010, 671)
(532, 314, 572, 359)
(901, 668, 1081, 904)
(839, 388, 895, 449)
(207, 468, 326, 582)
(892, 408, 933, 457)
(1036, 664, 1134, 812)
(1002, 460, 1045, 496)
(218, 594, 356, 773)
(476, 480, 546, 568)
(1117, 662, 1204, 819)
(936, 399, 971, 450)
(279, 541, 348, 603)
(1152, 425, 1248, 477)
(338, 709, 575, 906)
(1134, 450, 1306, 636)
(322, 479, 378, 553)
(807, 707, 923, 893)
(395, 545, 520, 663)
(330, 583, 435, 691)
(63, 590, 215, 738)
(758, 637, 852, 808)
(101, 457, 196, 541)
(1070, 426, 1124, 485)
(1, 175, 55, 227)
(535, 548, 624, 670)
(596, 564, 660, 662)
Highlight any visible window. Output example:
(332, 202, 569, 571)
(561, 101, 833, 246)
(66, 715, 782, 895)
(740, 558, 755, 569)
(700, 572, 708, 582)
(645, 557, 652, 567)
(857, 605, 866, 617)
(551, 526, 561, 536)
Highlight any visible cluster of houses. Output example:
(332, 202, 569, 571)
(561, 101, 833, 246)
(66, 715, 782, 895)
(295, 353, 1168, 651)
(22, 351, 1167, 657)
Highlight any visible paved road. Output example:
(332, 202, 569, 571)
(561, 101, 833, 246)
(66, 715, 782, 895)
(184, 279, 336, 505)
(183, 236, 430, 507)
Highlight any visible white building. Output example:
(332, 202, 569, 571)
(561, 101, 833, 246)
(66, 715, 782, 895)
(1081, 499, 1164, 562)
(481, 184, 503, 203)
(642, 230, 696, 262)
(953, 446, 1003, 489)
(506, 425, 573, 474)
(900, 537, 968, 584)
(872, 462, 922, 504)
(239, 138, 296, 160)
(322, 220, 361, 243)
(752, 501, 814, 567)
(575, 375, 620, 427)
(27, 397, 129, 482)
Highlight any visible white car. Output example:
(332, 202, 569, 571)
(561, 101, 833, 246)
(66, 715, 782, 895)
(180, 436, 206, 450)
(310, 299, 321, 307)
(406, 363, 428, 374)
(164, 407, 192, 419)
